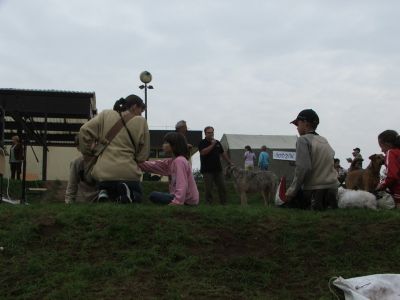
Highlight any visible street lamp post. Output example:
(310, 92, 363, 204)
(139, 71, 154, 120)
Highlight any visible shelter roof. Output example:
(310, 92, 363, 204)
(221, 134, 298, 150)
(0, 88, 97, 118)
(0, 88, 96, 146)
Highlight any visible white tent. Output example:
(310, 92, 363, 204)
(220, 134, 298, 181)
(220, 134, 297, 150)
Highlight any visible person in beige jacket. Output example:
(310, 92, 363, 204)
(79, 94, 150, 203)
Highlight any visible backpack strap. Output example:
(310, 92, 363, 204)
(104, 112, 136, 144)
(93, 112, 136, 157)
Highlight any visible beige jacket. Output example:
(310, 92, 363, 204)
(79, 110, 150, 182)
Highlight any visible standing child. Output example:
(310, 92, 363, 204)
(139, 132, 199, 206)
(244, 145, 256, 171)
(376, 130, 400, 208)
(258, 145, 270, 171)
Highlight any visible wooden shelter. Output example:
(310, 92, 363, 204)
(0, 88, 96, 180)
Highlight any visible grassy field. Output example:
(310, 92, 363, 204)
(0, 181, 399, 299)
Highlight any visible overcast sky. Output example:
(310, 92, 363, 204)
(1, 0, 399, 169)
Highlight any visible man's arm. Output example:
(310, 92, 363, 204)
(200, 140, 216, 156)
(286, 137, 312, 199)
(79, 113, 103, 156)
(221, 151, 233, 165)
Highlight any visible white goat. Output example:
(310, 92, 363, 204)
(337, 187, 377, 210)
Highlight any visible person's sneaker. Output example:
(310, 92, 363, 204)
(98, 189, 109, 202)
(117, 183, 133, 203)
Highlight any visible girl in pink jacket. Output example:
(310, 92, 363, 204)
(376, 130, 400, 208)
(139, 132, 199, 205)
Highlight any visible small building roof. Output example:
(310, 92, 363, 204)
(221, 134, 297, 150)
(0, 88, 96, 146)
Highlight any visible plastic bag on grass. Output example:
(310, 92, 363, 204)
(332, 274, 400, 300)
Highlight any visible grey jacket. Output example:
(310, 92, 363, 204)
(65, 156, 98, 203)
(287, 133, 339, 196)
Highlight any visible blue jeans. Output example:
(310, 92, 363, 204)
(149, 192, 174, 205)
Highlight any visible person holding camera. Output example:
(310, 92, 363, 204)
(198, 126, 232, 205)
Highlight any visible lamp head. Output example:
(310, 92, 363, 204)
(140, 71, 152, 84)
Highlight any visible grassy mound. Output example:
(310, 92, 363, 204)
(0, 181, 399, 299)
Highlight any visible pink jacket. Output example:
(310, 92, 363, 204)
(139, 156, 199, 205)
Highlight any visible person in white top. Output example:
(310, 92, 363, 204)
(244, 145, 256, 171)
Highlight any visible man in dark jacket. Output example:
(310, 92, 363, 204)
(198, 126, 232, 204)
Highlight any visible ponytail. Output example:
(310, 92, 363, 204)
(113, 94, 145, 113)
(113, 97, 128, 112)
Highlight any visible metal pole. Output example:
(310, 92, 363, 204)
(144, 83, 148, 120)
(21, 138, 27, 204)
(42, 114, 48, 181)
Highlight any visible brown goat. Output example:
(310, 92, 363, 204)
(345, 154, 385, 193)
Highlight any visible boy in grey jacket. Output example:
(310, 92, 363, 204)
(286, 109, 339, 210)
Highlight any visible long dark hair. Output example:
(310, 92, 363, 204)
(164, 132, 189, 159)
(113, 94, 146, 113)
(245, 145, 253, 152)
(378, 130, 400, 148)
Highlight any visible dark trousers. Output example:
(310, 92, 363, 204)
(203, 171, 227, 204)
(10, 162, 22, 180)
(149, 192, 174, 205)
(98, 181, 142, 203)
(289, 188, 338, 210)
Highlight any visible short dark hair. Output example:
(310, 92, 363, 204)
(204, 126, 214, 134)
(113, 94, 146, 113)
(164, 132, 189, 159)
(378, 130, 400, 148)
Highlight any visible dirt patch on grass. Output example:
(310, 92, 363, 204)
(191, 220, 282, 260)
(171, 210, 203, 222)
(34, 216, 64, 238)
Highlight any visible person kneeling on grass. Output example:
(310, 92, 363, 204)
(139, 132, 199, 206)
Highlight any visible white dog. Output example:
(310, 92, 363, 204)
(337, 187, 377, 210)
